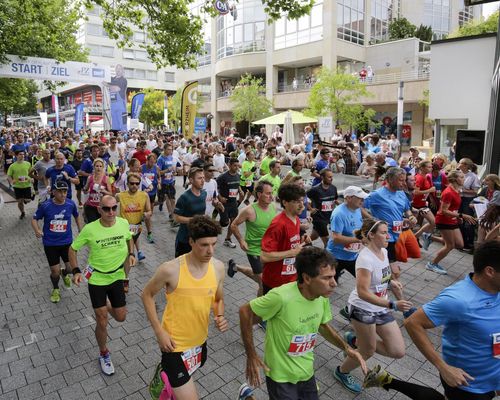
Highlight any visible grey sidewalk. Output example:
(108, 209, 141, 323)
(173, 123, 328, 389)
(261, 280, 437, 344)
(0, 180, 474, 400)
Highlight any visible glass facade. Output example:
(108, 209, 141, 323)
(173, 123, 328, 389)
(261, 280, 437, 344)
(274, 0, 323, 50)
(458, 0, 474, 27)
(337, 0, 365, 45)
(191, 1, 212, 66)
(370, 0, 392, 43)
(216, 0, 266, 59)
(423, 0, 451, 39)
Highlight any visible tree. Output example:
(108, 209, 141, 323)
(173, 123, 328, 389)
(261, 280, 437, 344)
(0, 79, 38, 125)
(414, 24, 433, 42)
(388, 17, 417, 40)
(448, 11, 499, 38)
(84, 0, 314, 69)
(305, 67, 377, 131)
(231, 74, 272, 135)
(139, 88, 166, 130)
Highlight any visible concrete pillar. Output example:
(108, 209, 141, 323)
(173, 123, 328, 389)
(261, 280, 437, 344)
(364, 0, 372, 45)
(210, 16, 219, 135)
(322, 0, 338, 70)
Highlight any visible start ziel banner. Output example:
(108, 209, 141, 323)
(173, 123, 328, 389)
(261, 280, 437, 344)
(0, 55, 111, 84)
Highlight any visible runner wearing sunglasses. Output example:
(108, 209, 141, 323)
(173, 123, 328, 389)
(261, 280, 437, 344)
(69, 195, 136, 376)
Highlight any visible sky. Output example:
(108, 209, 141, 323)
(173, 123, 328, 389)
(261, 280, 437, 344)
(483, 1, 499, 17)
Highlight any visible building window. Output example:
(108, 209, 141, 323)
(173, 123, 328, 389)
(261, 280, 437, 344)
(86, 5, 100, 16)
(337, 0, 365, 45)
(134, 31, 146, 43)
(86, 23, 108, 38)
(274, 0, 323, 50)
(87, 44, 113, 57)
(371, 0, 391, 43)
(100, 46, 114, 57)
(87, 44, 99, 56)
(458, 0, 474, 27)
(123, 49, 135, 59)
(423, 0, 451, 39)
(165, 72, 175, 82)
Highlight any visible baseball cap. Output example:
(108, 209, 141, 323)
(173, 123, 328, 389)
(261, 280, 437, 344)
(54, 180, 69, 190)
(343, 186, 368, 199)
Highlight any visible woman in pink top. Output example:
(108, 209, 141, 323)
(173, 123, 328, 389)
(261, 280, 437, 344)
(83, 158, 112, 223)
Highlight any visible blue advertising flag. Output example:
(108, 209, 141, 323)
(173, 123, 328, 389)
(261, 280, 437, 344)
(131, 93, 145, 120)
(74, 103, 84, 133)
(194, 117, 207, 134)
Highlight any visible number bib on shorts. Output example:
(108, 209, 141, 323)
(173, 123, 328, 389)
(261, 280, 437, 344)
(229, 188, 238, 198)
(50, 220, 68, 233)
(344, 242, 362, 253)
(493, 332, 500, 359)
(129, 224, 141, 235)
(282, 257, 296, 275)
(392, 220, 403, 234)
(321, 201, 334, 212)
(288, 333, 317, 356)
(181, 346, 203, 375)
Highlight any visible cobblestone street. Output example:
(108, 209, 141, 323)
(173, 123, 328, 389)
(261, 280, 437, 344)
(0, 177, 476, 400)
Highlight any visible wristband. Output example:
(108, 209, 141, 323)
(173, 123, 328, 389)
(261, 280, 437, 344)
(129, 253, 135, 257)
(216, 314, 224, 317)
(389, 300, 398, 311)
(72, 267, 81, 275)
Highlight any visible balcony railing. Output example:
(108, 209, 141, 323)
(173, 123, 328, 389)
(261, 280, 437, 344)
(216, 40, 265, 60)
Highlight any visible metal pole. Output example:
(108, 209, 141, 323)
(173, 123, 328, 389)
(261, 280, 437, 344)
(397, 81, 404, 141)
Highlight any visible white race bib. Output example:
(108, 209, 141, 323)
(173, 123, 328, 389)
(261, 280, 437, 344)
(392, 220, 403, 234)
(229, 188, 238, 198)
(129, 224, 141, 235)
(344, 242, 362, 253)
(321, 201, 334, 212)
(288, 333, 317, 356)
(281, 257, 296, 276)
(181, 346, 203, 375)
(49, 220, 68, 233)
(493, 332, 500, 359)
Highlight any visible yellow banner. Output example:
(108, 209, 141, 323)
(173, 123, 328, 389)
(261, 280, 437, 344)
(181, 81, 198, 139)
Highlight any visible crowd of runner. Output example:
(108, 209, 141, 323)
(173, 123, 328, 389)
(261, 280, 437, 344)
(1, 125, 499, 400)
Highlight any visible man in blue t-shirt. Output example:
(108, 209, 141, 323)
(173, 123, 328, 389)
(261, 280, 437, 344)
(311, 148, 330, 186)
(157, 144, 180, 220)
(404, 241, 500, 399)
(31, 181, 82, 303)
(173, 168, 207, 258)
(45, 153, 79, 200)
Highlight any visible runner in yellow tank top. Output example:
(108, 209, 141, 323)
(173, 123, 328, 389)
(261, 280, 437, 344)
(142, 215, 230, 400)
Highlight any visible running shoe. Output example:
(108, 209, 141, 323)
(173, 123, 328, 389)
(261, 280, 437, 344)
(147, 232, 155, 243)
(170, 220, 180, 228)
(227, 259, 238, 278)
(363, 364, 393, 389)
(123, 279, 129, 294)
(138, 251, 146, 261)
(334, 366, 362, 393)
(99, 352, 115, 376)
(50, 288, 60, 303)
(339, 305, 350, 321)
(159, 203, 163, 212)
(426, 262, 447, 275)
(421, 232, 432, 251)
(20, 212, 25, 220)
(258, 320, 267, 331)
(62, 274, 71, 288)
(223, 239, 237, 248)
(403, 307, 417, 319)
(237, 382, 254, 400)
(149, 363, 164, 400)
(344, 331, 357, 349)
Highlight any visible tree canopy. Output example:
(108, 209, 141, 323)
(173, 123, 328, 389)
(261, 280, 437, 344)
(305, 67, 378, 131)
(231, 74, 272, 132)
(0, 79, 38, 124)
(388, 17, 417, 40)
(448, 11, 499, 38)
(138, 88, 166, 129)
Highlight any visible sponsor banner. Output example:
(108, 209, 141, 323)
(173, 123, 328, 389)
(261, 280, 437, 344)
(106, 64, 128, 131)
(52, 95, 59, 128)
(181, 81, 198, 139)
(194, 117, 207, 134)
(0, 54, 110, 83)
(131, 93, 145, 120)
(74, 103, 85, 133)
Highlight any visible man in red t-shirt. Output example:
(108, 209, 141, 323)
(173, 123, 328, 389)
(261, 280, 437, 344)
(412, 160, 436, 250)
(131, 140, 151, 165)
(260, 184, 310, 294)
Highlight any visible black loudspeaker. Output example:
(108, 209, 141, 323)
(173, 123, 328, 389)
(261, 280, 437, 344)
(455, 130, 485, 164)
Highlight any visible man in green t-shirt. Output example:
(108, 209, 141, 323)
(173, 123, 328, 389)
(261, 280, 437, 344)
(240, 150, 257, 205)
(7, 150, 33, 219)
(69, 195, 135, 377)
(259, 147, 276, 176)
(239, 247, 366, 399)
(259, 160, 282, 197)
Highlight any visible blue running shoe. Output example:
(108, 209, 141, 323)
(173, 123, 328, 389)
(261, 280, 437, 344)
(334, 366, 362, 393)
(137, 251, 146, 261)
(426, 262, 447, 275)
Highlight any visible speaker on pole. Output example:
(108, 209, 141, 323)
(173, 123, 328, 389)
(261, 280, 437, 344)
(455, 130, 485, 164)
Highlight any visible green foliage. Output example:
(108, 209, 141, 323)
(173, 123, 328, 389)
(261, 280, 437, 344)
(414, 24, 433, 42)
(448, 11, 499, 38)
(140, 88, 166, 129)
(231, 74, 272, 126)
(0, 79, 38, 117)
(168, 89, 182, 130)
(388, 17, 417, 40)
(305, 67, 377, 130)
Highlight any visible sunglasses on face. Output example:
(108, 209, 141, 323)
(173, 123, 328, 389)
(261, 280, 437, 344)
(101, 205, 118, 212)
(128, 181, 140, 186)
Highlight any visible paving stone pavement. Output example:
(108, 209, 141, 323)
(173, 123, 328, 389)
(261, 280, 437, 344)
(0, 176, 477, 400)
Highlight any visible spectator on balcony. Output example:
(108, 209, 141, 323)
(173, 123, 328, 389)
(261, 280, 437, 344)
(292, 77, 298, 91)
(359, 67, 367, 82)
(366, 65, 374, 82)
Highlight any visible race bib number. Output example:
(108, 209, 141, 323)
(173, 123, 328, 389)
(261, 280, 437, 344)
(49, 220, 68, 233)
(83, 265, 93, 280)
(181, 346, 203, 375)
(282, 257, 296, 276)
(493, 332, 500, 359)
(375, 284, 388, 298)
(18, 176, 28, 182)
(392, 220, 403, 234)
(288, 333, 317, 356)
(344, 242, 362, 253)
(245, 180, 252, 187)
(129, 224, 141, 235)
(321, 201, 334, 212)
(229, 188, 238, 198)
(164, 172, 173, 180)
